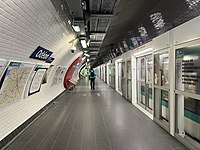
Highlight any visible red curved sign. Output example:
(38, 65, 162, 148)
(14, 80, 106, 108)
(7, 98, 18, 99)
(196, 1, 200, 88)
(63, 57, 81, 88)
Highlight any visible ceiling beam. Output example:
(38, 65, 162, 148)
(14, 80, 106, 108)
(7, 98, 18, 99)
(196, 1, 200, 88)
(90, 40, 103, 43)
(90, 31, 106, 35)
(90, 13, 114, 19)
(89, 51, 98, 54)
(89, 47, 100, 50)
(89, 50, 99, 53)
(90, 57, 96, 59)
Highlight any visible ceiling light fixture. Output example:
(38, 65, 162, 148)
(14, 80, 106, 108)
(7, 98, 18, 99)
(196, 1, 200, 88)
(81, 39, 87, 48)
(72, 25, 81, 32)
(87, 40, 90, 47)
(84, 53, 90, 57)
(68, 20, 71, 25)
(82, 1, 87, 10)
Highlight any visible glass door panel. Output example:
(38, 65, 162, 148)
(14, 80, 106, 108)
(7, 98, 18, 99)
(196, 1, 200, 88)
(154, 51, 170, 127)
(127, 61, 131, 79)
(176, 95, 200, 144)
(121, 62, 126, 97)
(109, 64, 115, 89)
(161, 90, 169, 122)
(137, 55, 153, 112)
(141, 58, 146, 81)
(175, 45, 200, 148)
(118, 62, 122, 92)
(127, 61, 132, 102)
(105, 65, 107, 83)
(161, 54, 169, 86)
(127, 80, 132, 101)
(154, 89, 169, 124)
(147, 84, 153, 110)
(138, 81, 146, 107)
(146, 55, 153, 83)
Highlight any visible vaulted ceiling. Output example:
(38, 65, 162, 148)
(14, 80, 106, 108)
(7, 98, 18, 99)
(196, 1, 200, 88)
(50, 0, 200, 67)
(51, 0, 161, 64)
(66, 0, 120, 63)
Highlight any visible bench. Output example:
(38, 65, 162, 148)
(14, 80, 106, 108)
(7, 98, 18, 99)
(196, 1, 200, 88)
(67, 79, 78, 90)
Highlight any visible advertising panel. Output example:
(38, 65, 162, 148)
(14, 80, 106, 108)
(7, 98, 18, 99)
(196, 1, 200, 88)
(52, 66, 67, 86)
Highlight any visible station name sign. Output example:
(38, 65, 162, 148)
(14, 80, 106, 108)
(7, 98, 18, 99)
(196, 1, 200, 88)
(30, 46, 53, 61)
(45, 57, 55, 63)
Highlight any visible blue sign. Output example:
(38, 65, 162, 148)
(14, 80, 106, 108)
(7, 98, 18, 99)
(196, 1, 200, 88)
(30, 46, 53, 61)
(45, 57, 55, 63)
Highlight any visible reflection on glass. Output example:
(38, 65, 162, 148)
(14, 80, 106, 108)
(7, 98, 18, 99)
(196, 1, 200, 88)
(108, 65, 112, 75)
(122, 62, 125, 78)
(154, 52, 169, 86)
(127, 61, 132, 101)
(137, 82, 146, 106)
(105, 65, 107, 82)
(118, 63, 122, 92)
(147, 85, 153, 110)
(137, 59, 141, 81)
(127, 61, 131, 79)
(141, 58, 145, 80)
(161, 90, 169, 121)
(160, 54, 169, 86)
(127, 80, 132, 100)
(154, 89, 169, 124)
(141, 85, 145, 104)
(137, 55, 153, 113)
(146, 55, 153, 82)
(176, 95, 200, 142)
(154, 54, 160, 85)
(176, 46, 200, 94)
(109, 64, 115, 88)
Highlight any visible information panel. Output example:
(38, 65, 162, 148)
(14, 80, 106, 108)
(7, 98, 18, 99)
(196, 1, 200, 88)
(176, 45, 200, 94)
(0, 61, 34, 106)
(29, 68, 46, 94)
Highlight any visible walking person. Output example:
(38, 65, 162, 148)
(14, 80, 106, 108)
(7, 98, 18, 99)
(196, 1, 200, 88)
(89, 68, 96, 90)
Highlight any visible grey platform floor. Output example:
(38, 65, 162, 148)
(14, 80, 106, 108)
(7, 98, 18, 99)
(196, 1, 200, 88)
(5, 78, 188, 150)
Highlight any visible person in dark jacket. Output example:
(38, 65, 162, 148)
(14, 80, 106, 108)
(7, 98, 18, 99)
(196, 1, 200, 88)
(89, 68, 96, 90)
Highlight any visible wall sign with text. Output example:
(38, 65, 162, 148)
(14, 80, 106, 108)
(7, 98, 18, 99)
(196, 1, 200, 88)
(176, 45, 200, 95)
(30, 46, 53, 61)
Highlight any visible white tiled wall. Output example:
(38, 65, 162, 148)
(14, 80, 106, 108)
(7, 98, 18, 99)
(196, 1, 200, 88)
(0, 0, 82, 141)
(0, 0, 76, 62)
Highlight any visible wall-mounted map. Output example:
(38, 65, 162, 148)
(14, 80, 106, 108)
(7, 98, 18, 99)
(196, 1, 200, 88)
(0, 61, 34, 106)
